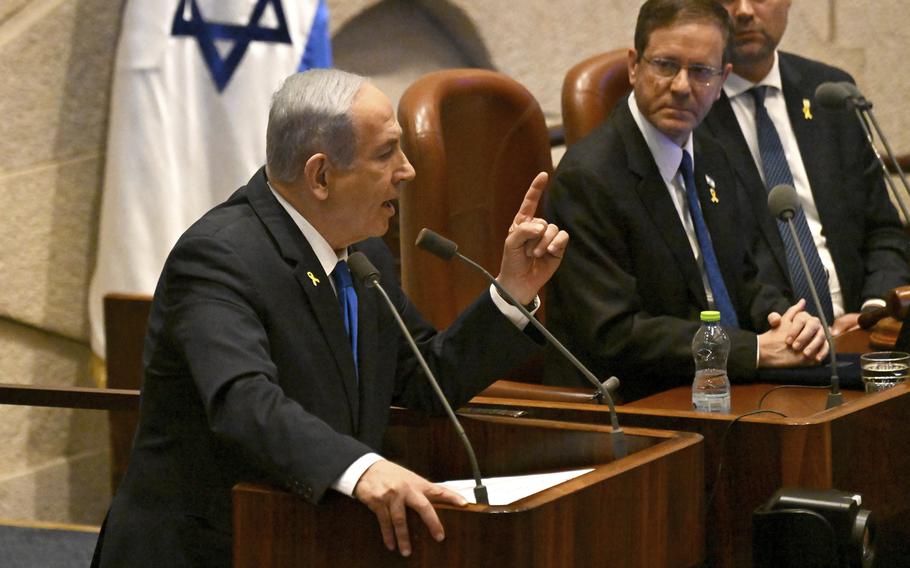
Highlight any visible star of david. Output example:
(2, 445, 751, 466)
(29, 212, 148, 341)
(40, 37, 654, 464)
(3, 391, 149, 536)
(171, 0, 293, 92)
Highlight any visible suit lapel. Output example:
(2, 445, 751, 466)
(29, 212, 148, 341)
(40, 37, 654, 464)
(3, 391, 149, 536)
(704, 93, 790, 279)
(693, 141, 739, 304)
(617, 107, 708, 308)
(245, 170, 361, 428)
(779, 53, 837, 233)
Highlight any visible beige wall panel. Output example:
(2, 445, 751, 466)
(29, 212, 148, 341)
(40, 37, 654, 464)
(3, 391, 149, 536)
(0, 450, 109, 524)
(0, 319, 108, 523)
(333, 0, 472, 109)
(837, 0, 910, 150)
(0, 157, 102, 340)
(0, 0, 121, 173)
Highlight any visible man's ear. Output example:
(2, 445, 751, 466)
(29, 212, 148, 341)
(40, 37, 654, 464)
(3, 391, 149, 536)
(628, 48, 639, 86)
(303, 153, 331, 201)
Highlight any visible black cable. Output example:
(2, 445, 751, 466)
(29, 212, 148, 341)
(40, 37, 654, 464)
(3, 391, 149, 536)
(757, 383, 834, 409)
(706, 409, 787, 515)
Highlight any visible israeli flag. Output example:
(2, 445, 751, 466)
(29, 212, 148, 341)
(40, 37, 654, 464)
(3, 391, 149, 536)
(88, 0, 331, 356)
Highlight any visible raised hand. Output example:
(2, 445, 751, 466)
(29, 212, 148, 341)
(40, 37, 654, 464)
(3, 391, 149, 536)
(495, 172, 570, 305)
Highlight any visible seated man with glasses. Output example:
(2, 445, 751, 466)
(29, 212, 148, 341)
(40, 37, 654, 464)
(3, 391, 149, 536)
(543, 0, 828, 401)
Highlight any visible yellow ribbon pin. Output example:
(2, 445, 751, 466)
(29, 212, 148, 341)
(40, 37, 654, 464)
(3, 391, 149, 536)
(802, 98, 813, 120)
(706, 175, 719, 204)
(306, 271, 321, 286)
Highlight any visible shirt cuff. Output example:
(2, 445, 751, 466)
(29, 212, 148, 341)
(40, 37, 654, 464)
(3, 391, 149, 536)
(861, 298, 886, 312)
(755, 336, 760, 369)
(489, 284, 540, 329)
(331, 453, 384, 497)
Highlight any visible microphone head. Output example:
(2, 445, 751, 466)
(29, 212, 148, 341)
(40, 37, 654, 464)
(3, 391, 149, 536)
(347, 252, 381, 287)
(814, 82, 851, 111)
(838, 81, 863, 99)
(768, 184, 799, 221)
(415, 228, 458, 260)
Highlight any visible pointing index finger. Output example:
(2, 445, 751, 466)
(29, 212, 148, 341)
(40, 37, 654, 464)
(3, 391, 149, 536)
(513, 172, 549, 225)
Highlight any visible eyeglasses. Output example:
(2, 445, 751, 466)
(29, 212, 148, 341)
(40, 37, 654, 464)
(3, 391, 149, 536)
(641, 56, 724, 87)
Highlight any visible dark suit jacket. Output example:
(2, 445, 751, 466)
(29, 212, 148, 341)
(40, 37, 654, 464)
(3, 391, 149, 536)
(702, 51, 910, 312)
(93, 168, 540, 567)
(544, 102, 788, 401)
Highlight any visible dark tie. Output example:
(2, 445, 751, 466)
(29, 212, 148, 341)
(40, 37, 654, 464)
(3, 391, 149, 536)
(750, 86, 834, 322)
(680, 151, 739, 328)
(331, 260, 359, 378)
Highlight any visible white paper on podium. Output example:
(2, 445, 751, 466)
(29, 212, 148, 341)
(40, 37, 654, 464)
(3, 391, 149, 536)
(439, 468, 594, 506)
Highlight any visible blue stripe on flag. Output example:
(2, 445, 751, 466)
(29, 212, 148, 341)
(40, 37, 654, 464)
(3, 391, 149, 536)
(300, 0, 332, 70)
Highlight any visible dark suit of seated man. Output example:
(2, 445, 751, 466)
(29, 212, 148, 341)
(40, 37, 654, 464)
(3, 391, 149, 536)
(91, 69, 569, 567)
(703, 0, 910, 336)
(544, 0, 827, 402)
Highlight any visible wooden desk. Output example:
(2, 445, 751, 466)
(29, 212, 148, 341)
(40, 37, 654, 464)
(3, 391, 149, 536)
(469, 382, 910, 567)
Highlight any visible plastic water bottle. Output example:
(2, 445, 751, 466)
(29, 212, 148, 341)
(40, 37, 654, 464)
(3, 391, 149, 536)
(692, 310, 731, 413)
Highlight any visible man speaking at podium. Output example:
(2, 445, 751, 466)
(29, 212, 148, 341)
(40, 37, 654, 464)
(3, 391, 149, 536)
(92, 69, 567, 567)
(545, 0, 828, 401)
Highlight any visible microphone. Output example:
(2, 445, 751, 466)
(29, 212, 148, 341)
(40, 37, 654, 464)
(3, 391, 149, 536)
(814, 82, 910, 223)
(347, 252, 490, 505)
(415, 228, 627, 457)
(767, 185, 842, 409)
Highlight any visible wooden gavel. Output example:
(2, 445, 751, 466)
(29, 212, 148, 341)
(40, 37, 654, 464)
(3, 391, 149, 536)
(858, 285, 910, 329)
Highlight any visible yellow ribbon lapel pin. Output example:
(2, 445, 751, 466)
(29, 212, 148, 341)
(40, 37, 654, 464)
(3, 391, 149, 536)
(306, 271, 321, 286)
(706, 175, 719, 204)
(802, 98, 813, 120)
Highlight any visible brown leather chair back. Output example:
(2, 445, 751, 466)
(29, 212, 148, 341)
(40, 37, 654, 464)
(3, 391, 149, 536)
(561, 49, 632, 146)
(397, 69, 553, 329)
(103, 292, 152, 493)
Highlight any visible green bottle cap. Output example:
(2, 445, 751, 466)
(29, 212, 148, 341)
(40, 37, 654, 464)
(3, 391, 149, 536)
(700, 310, 721, 322)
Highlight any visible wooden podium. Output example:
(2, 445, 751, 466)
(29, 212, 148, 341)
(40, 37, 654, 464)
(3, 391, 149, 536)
(233, 411, 704, 567)
(470, 383, 910, 567)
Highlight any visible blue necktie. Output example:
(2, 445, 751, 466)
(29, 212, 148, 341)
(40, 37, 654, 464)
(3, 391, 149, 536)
(331, 260, 359, 378)
(680, 151, 739, 328)
(750, 86, 834, 323)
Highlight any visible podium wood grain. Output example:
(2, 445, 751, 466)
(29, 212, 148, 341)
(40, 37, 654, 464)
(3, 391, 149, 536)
(233, 412, 704, 567)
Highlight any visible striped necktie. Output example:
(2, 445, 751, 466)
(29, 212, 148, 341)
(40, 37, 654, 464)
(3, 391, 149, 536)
(750, 86, 834, 322)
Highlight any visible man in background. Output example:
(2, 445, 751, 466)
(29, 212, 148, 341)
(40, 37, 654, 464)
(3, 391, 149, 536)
(703, 0, 910, 334)
(544, 0, 827, 401)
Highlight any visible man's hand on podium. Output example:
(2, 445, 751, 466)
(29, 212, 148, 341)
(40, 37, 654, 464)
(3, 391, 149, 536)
(354, 460, 468, 557)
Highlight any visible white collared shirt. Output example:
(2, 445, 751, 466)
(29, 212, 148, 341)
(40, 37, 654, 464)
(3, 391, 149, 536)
(723, 52, 846, 318)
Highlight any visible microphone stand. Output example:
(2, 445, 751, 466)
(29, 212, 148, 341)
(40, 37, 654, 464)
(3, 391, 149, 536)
(416, 229, 627, 458)
(780, 217, 843, 409)
(848, 100, 910, 223)
(348, 252, 489, 505)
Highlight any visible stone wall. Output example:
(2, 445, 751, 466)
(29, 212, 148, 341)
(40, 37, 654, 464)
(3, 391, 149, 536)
(0, 0, 907, 524)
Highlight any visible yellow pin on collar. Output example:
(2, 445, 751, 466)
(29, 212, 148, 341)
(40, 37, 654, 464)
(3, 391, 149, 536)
(710, 188, 719, 204)
(802, 98, 813, 120)
(306, 271, 321, 286)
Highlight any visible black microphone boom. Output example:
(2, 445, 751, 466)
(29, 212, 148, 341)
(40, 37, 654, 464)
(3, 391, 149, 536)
(347, 251, 490, 505)
(814, 81, 910, 223)
(415, 228, 627, 458)
(767, 185, 842, 409)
